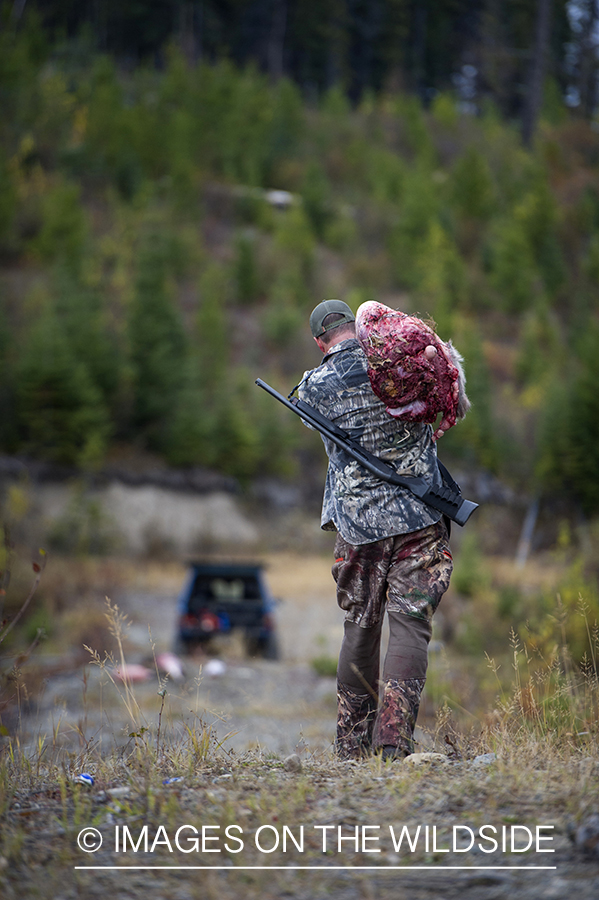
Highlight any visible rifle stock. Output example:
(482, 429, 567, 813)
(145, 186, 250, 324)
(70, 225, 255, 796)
(255, 378, 478, 527)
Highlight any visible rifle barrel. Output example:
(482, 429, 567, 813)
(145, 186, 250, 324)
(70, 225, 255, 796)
(255, 378, 478, 526)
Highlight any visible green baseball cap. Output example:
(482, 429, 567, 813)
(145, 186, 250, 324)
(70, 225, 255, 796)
(309, 299, 355, 338)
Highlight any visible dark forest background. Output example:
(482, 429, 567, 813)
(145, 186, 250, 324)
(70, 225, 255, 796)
(7, 1, 580, 132)
(1, 0, 599, 518)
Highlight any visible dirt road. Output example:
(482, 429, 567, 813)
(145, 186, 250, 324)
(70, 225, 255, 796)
(26, 553, 349, 755)
(24, 551, 457, 755)
(6, 554, 599, 900)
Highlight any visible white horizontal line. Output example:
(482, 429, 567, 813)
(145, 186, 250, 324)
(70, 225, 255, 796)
(74, 865, 557, 871)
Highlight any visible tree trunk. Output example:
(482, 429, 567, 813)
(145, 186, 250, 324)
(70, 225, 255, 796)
(411, 0, 428, 100)
(267, 0, 287, 82)
(578, 0, 599, 119)
(522, 0, 553, 146)
(178, 1, 199, 67)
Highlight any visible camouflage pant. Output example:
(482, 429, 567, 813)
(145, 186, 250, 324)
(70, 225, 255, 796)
(332, 520, 452, 759)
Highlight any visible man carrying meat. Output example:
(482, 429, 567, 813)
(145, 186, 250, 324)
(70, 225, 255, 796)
(297, 298, 460, 761)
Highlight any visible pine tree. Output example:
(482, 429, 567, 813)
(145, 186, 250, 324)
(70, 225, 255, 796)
(127, 231, 187, 446)
(16, 304, 110, 466)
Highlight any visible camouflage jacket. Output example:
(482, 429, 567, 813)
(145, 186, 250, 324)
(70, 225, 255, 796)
(298, 338, 443, 545)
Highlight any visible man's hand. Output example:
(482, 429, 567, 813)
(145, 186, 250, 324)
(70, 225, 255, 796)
(432, 374, 460, 441)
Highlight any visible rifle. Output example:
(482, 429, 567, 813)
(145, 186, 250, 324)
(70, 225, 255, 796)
(255, 378, 478, 527)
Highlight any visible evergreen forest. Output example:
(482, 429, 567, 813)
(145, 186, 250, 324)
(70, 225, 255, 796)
(0, 2, 599, 521)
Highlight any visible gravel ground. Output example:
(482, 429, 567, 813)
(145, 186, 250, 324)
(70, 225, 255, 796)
(22, 552, 448, 758)
(23, 552, 348, 755)
(3, 555, 599, 899)
(2, 750, 599, 900)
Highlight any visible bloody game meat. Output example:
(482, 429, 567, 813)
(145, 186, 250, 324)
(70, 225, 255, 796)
(355, 301, 470, 440)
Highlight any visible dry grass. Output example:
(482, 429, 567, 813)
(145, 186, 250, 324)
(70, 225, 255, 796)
(1, 604, 599, 899)
(1, 553, 599, 898)
(0, 712, 598, 899)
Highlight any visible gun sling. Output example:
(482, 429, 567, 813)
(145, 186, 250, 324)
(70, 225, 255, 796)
(255, 378, 478, 527)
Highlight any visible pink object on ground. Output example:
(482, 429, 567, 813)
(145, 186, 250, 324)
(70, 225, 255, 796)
(355, 301, 469, 439)
(157, 652, 185, 681)
(114, 663, 153, 683)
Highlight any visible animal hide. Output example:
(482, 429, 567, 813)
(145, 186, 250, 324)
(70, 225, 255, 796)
(355, 301, 470, 439)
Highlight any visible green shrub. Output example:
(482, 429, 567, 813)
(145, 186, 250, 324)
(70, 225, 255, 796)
(127, 231, 187, 443)
(165, 108, 199, 210)
(196, 262, 230, 388)
(322, 211, 358, 251)
(449, 146, 495, 222)
(79, 56, 133, 187)
(197, 60, 276, 186)
(320, 85, 351, 118)
(261, 294, 304, 347)
(272, 204, 315, 287)
(540, 76, 568, 127)
(496, 585, 525, 620)
(311, 655, 338, 678)
(520, 573, 599, 670)
(395, 94, 436, 163)
(388, 166, 440, 288)
(582, 230, 599, 285)
(431, 91, 459, 129)
(35, 70, 77, 165)
(32, 179, 87, 270)
(0, 148, 17, 251)
(451, 533, 487, 598)
(51, 269, 123, 410)
(301, 161, 332, 239)
(16, 305, 110, 466)
(234, 231, 261, 305)
(536, 321, 599, 514)
(366, 148, 405, 206)
(0, 11, 49, 151)
(514, 180, 565, 297)
(265, 77, 305, 179)
(414, 220, 466, 337)
(440, 320, 503, 472)
(487, 215, 539, 312)
(159, 378, 214, 469)
(514, 305, 562, 387)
